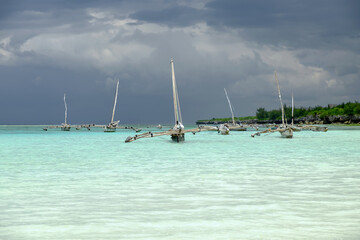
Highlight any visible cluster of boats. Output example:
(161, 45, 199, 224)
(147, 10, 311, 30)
(43, 80, 141, 133)
(125, 59, 327, 142)
(44, 58, 328, 142)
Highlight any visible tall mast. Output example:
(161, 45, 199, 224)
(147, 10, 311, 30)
(291, 92, 294, 126)
(275, 71, 285, 126)
(111, 81, 119, 123)
(224, 88, 235, 125)
(64, 93, 67, 125)
(171, 58, 179, 126)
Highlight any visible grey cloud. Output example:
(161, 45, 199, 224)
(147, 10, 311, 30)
(0, 0, 359, 125)
(127, 0, 360, 50)
(130, 5, 202, 27)
(205, 0, 360, 49)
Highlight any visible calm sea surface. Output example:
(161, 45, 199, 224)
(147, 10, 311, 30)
(0, 125, 359, 240)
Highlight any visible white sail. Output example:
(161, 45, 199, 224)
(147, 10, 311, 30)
(64, 93, 67, 125)
(275, 71, 285, 127)
(224, 88, 235, 125)
(170, 58, 183, 129)
(111, 80, 119, 123)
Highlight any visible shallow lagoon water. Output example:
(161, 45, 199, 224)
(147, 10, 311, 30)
(0, 125, 359, 239)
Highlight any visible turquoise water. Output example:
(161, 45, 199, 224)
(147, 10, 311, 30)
(0, 125, 359, 240)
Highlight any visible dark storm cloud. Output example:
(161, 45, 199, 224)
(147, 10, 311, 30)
(129, 0, 360, 49)
(205, 0, 360, 30)
(130, 6, 202, 27)
(205, 0, 360, 49)
(0, 0, 359, 124)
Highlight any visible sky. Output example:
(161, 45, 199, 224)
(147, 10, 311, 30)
(0, 0, 359, 125)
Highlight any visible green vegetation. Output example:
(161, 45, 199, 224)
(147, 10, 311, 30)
(197, 102, 360, 123)
(256, 102, 360, 121)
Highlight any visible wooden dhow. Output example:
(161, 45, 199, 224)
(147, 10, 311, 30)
(252, 71, 293, 138)
(43, 93, 72, 131)
(61, 93, 71, 131)
(90, 81, 141, 132)
(169, 57, 185, 142)
(104, 80, 120, 132)
(224, 88, 247, 131)
(125, 58, 203, 143)
(251, 72, 328, 137)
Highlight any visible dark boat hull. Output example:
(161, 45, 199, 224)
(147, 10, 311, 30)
(61, 126, 71, 131)
(104, 127, 116, 132)
(171, 133, 185, 142)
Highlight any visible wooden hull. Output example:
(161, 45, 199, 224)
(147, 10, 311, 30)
(229, 126, 247, 131)
(104, 127, 116, 132)
(171, 133, 185, 142)
(219, 130, 230, 135)
(61, 126, 71, 131)
(292, 127, 302, 132)
(280, 128, 293, 138)
(311, 126, 328, 132)
(199, 125, 218, 131)
(218, 125, 230, 135)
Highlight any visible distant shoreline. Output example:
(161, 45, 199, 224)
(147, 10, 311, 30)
(196, 114, 360, 125)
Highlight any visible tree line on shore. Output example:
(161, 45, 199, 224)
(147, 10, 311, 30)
(197, 101, 360, 123)
(256, 101, 360, 121)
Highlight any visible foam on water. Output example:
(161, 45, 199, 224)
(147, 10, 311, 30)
(0, 125, 359, 239)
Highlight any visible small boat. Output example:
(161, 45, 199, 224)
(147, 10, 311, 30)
(251, 73, 327, 137)
(224, 88, 247, 131)
(61, 94, 71, 131)
(218, 124, 230, 135)
(228, 125, 247, 131)
(170, 58, 185, 142)
(279, 127, 293, 138)
(61, 124, 71, 131)
(199, 125, 218, 131)
(43, 94, 93, 131)
(251, 71, 293, 138)
(301, 125, 328, 132)
(275, 71, 293, 138)
(104, 81, 120, 132)
(125, 58, 204, 143)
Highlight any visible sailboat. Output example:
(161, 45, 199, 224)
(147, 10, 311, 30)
(104, 81, 120, 132)
(224, 88, 247, 131)
(43, 94, 92, 131)
(251, 71, 293, 138)
(170, 57, 185, 142)
(275, 71, 293, 138)
(61, 93, 71, 131)
(125, 58, 204, 143)
(251, 73, 328, 138)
